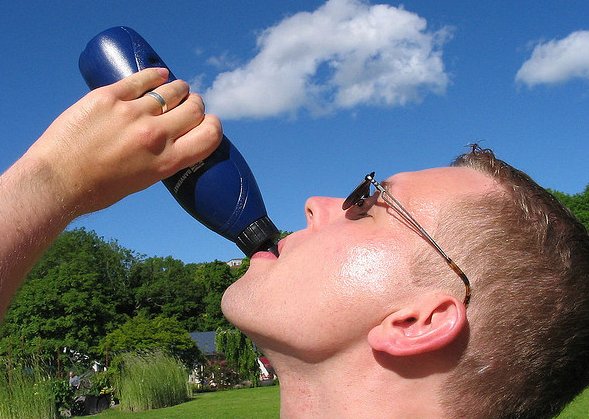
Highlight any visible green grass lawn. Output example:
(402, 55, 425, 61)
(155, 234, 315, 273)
(87, 386, 280, 418)
(83, 384, 589, 418)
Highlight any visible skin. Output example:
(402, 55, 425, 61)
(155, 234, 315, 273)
(222, 166, 499, 418)
(0, 68, 222, 316)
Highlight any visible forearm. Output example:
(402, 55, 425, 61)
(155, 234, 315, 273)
(0, 152, 78, 315)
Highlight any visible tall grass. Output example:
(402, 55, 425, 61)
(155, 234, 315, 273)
(116, 352, 189, 412)
(0, 362, 55, 419)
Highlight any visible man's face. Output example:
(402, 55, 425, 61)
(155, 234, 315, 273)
(222, 166, 497, 359)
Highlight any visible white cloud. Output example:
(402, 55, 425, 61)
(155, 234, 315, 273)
(516, 30, 589, 87)
(199, 0, 450, 119)
(206, 52, 241, 71)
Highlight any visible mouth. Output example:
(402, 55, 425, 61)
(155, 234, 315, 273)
(250, 237, 287, 261)
(251, 250, 279, 260)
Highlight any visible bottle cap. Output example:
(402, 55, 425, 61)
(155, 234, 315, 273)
(236, 216, 280, 257)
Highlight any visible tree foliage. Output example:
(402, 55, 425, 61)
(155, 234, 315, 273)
(0, 228, 246, 371)
(215, 327, 260, 386)
(551, 185, 589, 231)
(193, 261, 236, 330)
(130, 257, 206, 332)
(0, 229, 134, 364)
(100, 315, 203, 367)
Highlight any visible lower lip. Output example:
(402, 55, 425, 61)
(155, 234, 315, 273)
(251, 251, 279, 261)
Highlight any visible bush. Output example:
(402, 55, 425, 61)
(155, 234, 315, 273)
(115, 351, 189, 411)
(51, 378, 81, 417)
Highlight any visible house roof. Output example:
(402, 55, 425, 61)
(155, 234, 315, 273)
(189, 331, 217, 356)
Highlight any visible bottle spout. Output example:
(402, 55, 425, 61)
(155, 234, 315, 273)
(266, 243, 280, 257)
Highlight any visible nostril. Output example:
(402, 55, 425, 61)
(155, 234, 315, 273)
(304, 199, 316, 228)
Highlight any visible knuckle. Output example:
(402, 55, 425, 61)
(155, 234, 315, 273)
(194, 115, 223, 157)
(118, 101, 139, 121)
(205, 115, 224, 143)
(166, 80, 190, 104)
(121, 75, 144, 94)
(171, 79, 190, 93)
(86, 88, 140, 122)
(157, 157, 179, 178)
(187, 93, 206, 113)
(87, 88, 118, 110)
(206, 114, 223, 141)
(135, 123, 166, 154)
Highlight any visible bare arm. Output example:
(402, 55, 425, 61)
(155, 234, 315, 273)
(0, 68, 222, 316)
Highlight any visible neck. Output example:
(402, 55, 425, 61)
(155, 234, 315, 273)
(265, 344, 447, 419)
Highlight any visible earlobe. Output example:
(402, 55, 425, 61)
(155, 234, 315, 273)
(367, 295, 467, 357)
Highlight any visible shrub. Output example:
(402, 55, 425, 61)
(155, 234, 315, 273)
(115, 351, 189, 411)
(196, 359, 241, 391)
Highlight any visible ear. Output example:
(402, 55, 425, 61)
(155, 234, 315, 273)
(367, 294, 467, 356)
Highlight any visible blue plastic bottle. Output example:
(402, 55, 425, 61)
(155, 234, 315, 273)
(79, 27, 279, 257)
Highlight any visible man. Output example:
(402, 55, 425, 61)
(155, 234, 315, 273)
(221, 147, 589, 418)
(0, 68, 222, 316)
(69, 371, 81, 389)
(2, 69, 588, 417)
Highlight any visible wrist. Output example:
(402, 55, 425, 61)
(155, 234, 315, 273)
(9, 150, 83, 225)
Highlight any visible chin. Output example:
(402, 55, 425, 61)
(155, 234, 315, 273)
(220, 281, 240, 324)
(220, 277, 278, 346)
(220, 276, 261, 331)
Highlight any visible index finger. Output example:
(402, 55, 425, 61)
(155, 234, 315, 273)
(110, 68, 170, 100)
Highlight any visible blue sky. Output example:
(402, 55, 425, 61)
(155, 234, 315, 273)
(2, 0, 588, 263)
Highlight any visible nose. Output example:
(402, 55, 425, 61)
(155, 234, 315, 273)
(305, 197, 344, 229)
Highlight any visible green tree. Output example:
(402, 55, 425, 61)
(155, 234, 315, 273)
(0, 229, 136, 365)
(130, 257, 206, 332)
(100, 315, 202, 368)
(216, 327, 261, 386)
(551, 185, 589, 230)
(193, 261, 236, 330)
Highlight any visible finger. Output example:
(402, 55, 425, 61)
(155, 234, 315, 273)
(111, 68, 170, 100)
(141, 80, 190, 116)
(168, 114, 223, 171)
(157, 92, 205, 136)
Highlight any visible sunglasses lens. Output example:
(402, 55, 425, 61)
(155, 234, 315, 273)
(342, 180, 371, 210)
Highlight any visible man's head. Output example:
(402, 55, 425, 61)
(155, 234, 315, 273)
(222, 160, 497, 360)
(221, 146, 589, 418)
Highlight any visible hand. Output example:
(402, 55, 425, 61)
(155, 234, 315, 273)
(26, 67, 222, 216)
(0, 68, 221, 315)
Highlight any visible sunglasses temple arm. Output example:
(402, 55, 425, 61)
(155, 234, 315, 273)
(375, 183, 471, 306)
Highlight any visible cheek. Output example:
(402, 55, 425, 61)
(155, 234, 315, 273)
(336, 242, 404, 298)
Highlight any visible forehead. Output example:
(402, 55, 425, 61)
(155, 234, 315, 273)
(382, 166, 499, 203)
